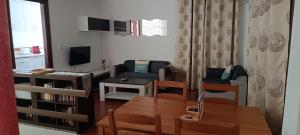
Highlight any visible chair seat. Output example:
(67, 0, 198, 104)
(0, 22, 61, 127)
(118, 130, 153, 135)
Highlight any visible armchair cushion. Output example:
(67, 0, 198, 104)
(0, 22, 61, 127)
(203, 76, 230, 84)
(206, 68, 225, 78)
(231, 65, 247, 80)
(221, 65, 233, 80)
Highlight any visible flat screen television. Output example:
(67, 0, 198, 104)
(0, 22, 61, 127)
(69, 46, 91, 66)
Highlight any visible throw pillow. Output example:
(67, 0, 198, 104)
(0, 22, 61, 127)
(134, 60, 149, 73)
(221, 65, 232, 80)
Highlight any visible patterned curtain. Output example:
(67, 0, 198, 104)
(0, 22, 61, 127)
(174, 0, 193, 83)
(247, 0, 291, 134)
(175, 0, 239, 89)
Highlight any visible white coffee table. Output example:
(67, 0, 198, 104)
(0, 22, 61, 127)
(99, 78, 153, 101)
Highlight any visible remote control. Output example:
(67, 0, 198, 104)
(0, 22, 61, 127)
(120, 78, 128, 82)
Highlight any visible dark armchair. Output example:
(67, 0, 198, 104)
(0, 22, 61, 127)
(202, 65, 248, 106)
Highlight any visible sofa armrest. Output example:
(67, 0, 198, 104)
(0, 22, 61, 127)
(159, 65, 172, 81)
(110, 64, 127, 78)
(230, 76, 248, 106)
(235, 76, 247, 81)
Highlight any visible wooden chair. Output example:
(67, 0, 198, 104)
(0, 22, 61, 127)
(108, 109, 161, 135)
(154, 80, 187, 100)
(201, 83, 239, 106)
(175, 117, 239, 135)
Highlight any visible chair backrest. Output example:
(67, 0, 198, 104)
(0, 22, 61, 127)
(201, 83, 239, 106)
(108, 109, 161, 135)
(175, 117, 239, 135)
(154, 80, 188, 100)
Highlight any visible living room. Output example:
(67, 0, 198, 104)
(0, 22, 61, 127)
(0, 0, 300, 135)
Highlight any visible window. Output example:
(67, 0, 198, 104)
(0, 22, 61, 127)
(141, 19, 167, 36)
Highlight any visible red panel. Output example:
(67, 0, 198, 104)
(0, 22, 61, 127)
(0, 0, 19, 135)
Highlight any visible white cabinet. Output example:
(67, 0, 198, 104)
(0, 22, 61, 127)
(15, 55, 45, 71)
(16, 57, 31, 71)
(78, 16, 110, 31)
(30, 55, 45, 69)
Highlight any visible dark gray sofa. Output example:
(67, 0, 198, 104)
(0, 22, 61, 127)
(110, 60, 171, 81)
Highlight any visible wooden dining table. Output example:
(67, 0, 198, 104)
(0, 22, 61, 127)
(96, 96, 272, 135)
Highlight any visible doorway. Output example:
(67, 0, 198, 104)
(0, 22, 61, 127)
(8, 0, 52, 72)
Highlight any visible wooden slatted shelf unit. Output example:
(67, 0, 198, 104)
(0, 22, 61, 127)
(14, 71, 95, 133)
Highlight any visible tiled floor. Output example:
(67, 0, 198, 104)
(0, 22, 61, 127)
(19, 123, 77, 135)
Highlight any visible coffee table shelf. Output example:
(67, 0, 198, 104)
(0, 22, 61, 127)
(105, 92, 139, 100)
(99, 78, 153, 101)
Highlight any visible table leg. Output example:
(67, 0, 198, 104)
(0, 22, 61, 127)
(98, 126, 105, 135)
(139, 86, 146, 97)
(100, 83, 105, 101)
(108, 86, 117, 93)
(148, 81, 153, 97)
(112, 87, 117, 94)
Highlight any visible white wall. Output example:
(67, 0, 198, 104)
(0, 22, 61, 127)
(282, 1, 300, 135)
(238, 0, 250, 68)
(48, 0, 249, 72)
(98, 0, 177, 65)
(48, 0, 103, 72)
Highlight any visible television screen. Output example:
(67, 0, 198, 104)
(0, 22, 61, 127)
(69, 46, 91, 66)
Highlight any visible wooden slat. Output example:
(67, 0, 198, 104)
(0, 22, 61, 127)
(202, 83, 239, 92)
(17, 107, 88, 122)
(176, 117, 238, 135)
(15, 84, 86, 97)
(157, 81, 185, 88)
(154, 80, 188, 100)
(202, 83, 239, 106)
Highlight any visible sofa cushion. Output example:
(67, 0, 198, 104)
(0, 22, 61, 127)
(124, 60, 135, 72)
(117, 72, 159, 80)
(134, 60, 149, 73)
(149, 61, 170, 73)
